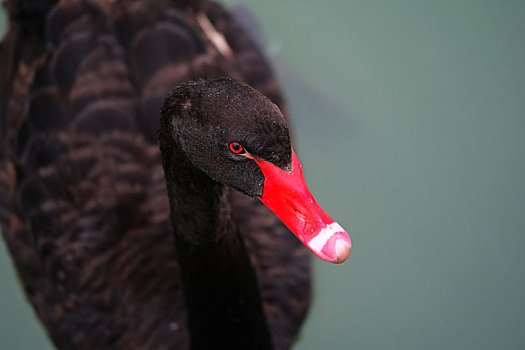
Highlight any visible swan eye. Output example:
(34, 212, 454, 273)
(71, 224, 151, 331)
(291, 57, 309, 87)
(229, 142, 245, 154)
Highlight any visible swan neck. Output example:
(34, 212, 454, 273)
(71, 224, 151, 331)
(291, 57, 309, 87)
(158, 114, 274, 349)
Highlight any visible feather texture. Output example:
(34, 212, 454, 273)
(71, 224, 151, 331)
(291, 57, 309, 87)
(0, 1, 310, 349)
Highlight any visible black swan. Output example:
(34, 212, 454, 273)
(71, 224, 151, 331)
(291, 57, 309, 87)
(0, 0, 351, 349)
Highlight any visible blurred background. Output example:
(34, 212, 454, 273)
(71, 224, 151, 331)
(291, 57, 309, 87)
(1, 0, 524, 349)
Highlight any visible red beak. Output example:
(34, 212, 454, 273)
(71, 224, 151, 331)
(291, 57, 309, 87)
(254, 148, 351, 264)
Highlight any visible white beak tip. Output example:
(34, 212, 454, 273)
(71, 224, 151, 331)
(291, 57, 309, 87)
(333, 239, 351, 264)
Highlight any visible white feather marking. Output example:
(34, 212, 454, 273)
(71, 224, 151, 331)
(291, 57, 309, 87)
(197, 13, 233, 58)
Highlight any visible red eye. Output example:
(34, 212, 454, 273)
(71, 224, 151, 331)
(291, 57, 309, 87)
(229, 142, 245, 154)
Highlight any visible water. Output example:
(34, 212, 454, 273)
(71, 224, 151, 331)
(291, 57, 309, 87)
(1, 1, 524, 349)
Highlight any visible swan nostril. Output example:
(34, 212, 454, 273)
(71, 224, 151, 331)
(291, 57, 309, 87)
(294, 209, 306, 221)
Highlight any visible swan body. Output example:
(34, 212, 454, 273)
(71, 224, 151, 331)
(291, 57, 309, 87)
(0, 0, 350, 349)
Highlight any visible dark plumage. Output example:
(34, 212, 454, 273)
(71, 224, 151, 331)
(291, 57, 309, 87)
(1, 0, 314, 349)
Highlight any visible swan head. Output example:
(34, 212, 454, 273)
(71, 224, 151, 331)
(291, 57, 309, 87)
(160, 76, 351, 264)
